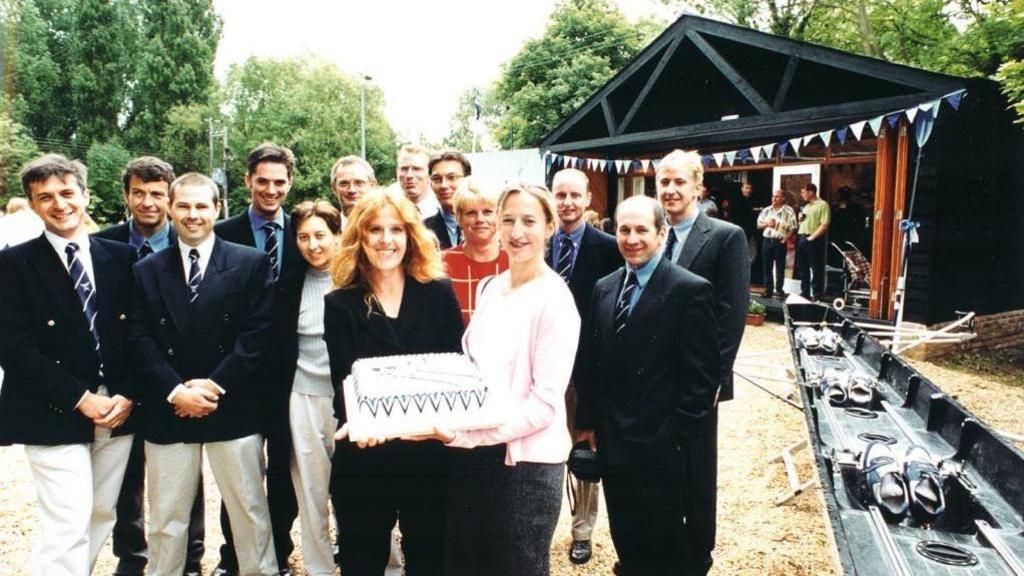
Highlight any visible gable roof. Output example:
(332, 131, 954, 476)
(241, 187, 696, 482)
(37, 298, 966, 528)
(539, 14, 966, 154)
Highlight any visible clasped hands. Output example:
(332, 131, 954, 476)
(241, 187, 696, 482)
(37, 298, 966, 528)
(78, 391, 133, 429)
(172, 379, 223, 419)
(333, 423, 455, 450)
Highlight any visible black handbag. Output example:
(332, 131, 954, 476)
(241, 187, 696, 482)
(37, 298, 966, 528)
(565, 441, 602, 515)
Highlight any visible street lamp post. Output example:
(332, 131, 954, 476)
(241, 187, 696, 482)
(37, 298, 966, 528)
(360, 75, 372, 159)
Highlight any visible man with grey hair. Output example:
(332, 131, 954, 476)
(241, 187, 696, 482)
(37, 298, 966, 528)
(547, 167, 621, 565)
(576, 195, 720, 575)
(330, 155, 376, 229)
(656, 149, 748, 575)
(396, 144, 440, 218)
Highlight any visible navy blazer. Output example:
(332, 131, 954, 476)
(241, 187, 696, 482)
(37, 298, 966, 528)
(93, 220, 179, 247)
(215, 208, 302, 279)
(128, 237, 275, 444)
(423, 212, 458, 249)
(575, 257, 720, 468)
(0, 234, 137, 445)
(671, 212, 749, 401)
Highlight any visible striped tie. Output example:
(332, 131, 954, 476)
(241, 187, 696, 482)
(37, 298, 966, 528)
(65, 243, 100, 353)
(613, 270, 638, 336)
(138, 241, 154, 259)
(188, 248, 203, 303)
(262, 222, 280, 280)
(556, 236, 574, 282)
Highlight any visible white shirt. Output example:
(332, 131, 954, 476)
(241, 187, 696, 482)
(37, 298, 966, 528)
(45, 229, 95, 285)
(177, 235, 215, 282)
(417, 192, 441, 219)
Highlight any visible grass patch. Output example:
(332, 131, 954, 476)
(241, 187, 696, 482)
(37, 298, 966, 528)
(936, 345, 1024, 389)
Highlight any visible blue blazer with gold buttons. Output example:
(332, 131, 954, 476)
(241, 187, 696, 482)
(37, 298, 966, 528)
(0, 234, 137, 445)
(128, 236, 274, 444)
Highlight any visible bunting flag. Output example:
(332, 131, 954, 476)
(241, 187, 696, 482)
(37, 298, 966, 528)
(867, 116, 884, 137)
(850, 120, 867, 141)
(541, 88, 966, 176)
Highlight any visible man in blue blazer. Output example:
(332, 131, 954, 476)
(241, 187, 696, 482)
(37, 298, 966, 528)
(213, 143, 301, 575)
(546, 168, 622, 565)
(94, 155, 206, 576)
(658, 150, 750, 575)
(0, 153, 138, 574)
(576, 195, 720, 575)
(129, 172, 278, 576)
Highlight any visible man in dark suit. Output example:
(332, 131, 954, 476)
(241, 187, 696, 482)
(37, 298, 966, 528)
(213, 143, 299, 575)
(576, 195, 720, 576)
(658, 149, 749, 574)
(546, 168, 622, 564)
(129, 172, 278, 576)
(423, 150, 471, 248)
(0, 153, 138, 574)
(94, 155, 207, 576)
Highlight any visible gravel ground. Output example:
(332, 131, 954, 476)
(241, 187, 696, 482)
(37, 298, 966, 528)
(2, 323, 1020, 575)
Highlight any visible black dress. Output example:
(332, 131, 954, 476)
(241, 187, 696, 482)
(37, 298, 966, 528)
(324, 277, 463, 576)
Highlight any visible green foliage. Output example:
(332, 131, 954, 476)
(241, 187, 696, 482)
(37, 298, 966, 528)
(0, 110, 41, 203)
(219, 56, 398, 215)
(748, 300, 767, 315)
(492, 0, 660, 148)
(84, 139, 132, 225)
(994, 0, 1024, 120)
(158, 103, 219, 174)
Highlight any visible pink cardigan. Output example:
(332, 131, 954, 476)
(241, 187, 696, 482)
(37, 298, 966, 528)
(447, 267, 581, 465)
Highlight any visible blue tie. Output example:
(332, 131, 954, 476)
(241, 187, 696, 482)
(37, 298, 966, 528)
(65, 242, 100, 353)
(664, 227, 678, 262)
(262, 222, 281, 280)
(557, 236, 574, 282)
(613, 270, 638, 337)
(188, 248, 203, 303)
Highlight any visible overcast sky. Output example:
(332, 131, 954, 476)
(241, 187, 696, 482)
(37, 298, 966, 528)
(212, 0, 680, 143)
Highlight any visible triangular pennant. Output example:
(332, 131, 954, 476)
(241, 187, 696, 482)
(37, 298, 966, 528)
(946, 90, 964, 110)
(712, 153, 724, 167)
(412, 393, 428, 412)
(428, 392, 442, 411)
(597, 159, 607, 171)
(651, 159, 660, 171)
(914, 109, 935, 148)
(836, 127, 848, 145)
(615, 160, 625, 173)
(471, 388, 488, 407)
(702, 156, 714, 168)
(749, 146, 761, 162)
(379, 396, 395, 416)
(819, 130, 833, 147)
(778, 142, 789, 157)
(737, 149, 750, 163)
(457, 390, 472, 410)
(802, 134, 816, 146)
(362, 397, 379, 417)
(789, 137, 802, 155)
(886, 113, 900, 129)
(850, 121, 867, 141)
(906, 107, 918, 124)
(724, 150, 737, 166)
(764, 143, 776, 158)
(639, 159, 651, 172)
(397, 394, 412, 414)
(929, 99, 942, 119)
(867, 116, 884, 137)
(442, 391, 458, 410)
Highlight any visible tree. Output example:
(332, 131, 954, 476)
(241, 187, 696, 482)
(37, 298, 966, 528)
(219, 56, 399, 214)
(85, 139, 132, 225)
(443, 86, 501, 152)
(994, 0, 1024, 120)
(123, 0, 221, 150)
(492, 0, 660, 148)
(0, 109, 41, 204)
(158, 103, 218, 174)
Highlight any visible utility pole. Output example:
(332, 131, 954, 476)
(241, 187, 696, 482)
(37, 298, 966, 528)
(360, 75, 372, 159)
(208, 119, 229, 217)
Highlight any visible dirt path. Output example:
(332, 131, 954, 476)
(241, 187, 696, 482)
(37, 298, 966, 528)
(2, 323, 1020, 575)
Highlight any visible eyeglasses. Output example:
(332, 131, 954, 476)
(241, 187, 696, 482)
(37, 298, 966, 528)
(430, 173, 464, 185)
(335, 179, 369, 190)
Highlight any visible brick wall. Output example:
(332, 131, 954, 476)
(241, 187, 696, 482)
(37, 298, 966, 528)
(908, 309, 1024, 360)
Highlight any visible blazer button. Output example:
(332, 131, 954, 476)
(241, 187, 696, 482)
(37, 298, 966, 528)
(119, 313, 127, 321)
(217, 345, 225, 354)
(223, 313, 230, 322)
(47, 319, 55, 327)
(55, 359, 61, 365)
(160, 317, 167, 326)
(167, 347, 175, 356)
(636, 368, 644, 376)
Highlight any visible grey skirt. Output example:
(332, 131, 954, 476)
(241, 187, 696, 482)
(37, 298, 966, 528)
(445, 445, 564, 576)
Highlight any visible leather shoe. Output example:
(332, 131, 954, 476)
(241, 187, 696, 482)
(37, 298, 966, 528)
(569, 539, 592, 564)
(613, 560, 623, 575)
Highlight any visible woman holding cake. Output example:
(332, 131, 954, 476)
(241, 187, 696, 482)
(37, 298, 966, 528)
(324, 187, 463, 576)
(417, 184, 581, 576)
(441, 177, 509, 327)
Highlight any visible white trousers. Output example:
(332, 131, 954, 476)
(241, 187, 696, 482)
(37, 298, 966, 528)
(288, 391, 337, 576)
(24, 428, 134, 576)
(146, 435, 278, 576)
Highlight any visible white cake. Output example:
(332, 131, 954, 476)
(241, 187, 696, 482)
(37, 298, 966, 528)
(343, 353, 505, 442)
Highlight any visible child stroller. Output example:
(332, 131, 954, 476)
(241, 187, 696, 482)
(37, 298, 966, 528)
(831, 241, 871, 308)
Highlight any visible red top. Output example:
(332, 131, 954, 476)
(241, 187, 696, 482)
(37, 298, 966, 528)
(442, 246, 510, 327)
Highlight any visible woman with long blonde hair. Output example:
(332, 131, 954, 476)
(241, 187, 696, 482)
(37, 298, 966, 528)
(324, 187, 463, 576)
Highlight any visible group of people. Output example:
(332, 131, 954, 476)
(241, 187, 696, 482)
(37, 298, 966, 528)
(0, 142, 751, 576)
